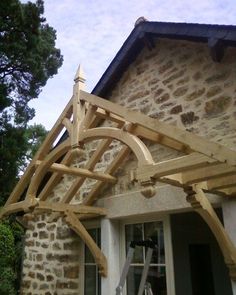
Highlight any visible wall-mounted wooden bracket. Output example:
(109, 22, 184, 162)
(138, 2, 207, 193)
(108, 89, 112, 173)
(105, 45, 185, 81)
(208, 37, 225, 62)
(186, 184, 236, 280)
(64, 210, 107, 277)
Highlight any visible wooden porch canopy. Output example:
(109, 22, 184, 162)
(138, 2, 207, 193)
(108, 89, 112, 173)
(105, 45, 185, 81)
(0, 67, 236, 279)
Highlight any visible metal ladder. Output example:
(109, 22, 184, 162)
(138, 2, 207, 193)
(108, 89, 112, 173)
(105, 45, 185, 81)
(116, 240, 156, 295)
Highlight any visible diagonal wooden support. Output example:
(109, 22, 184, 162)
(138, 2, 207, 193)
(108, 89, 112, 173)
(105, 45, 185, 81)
(186, 184, 236, 280)
(64, 210, 107, 277)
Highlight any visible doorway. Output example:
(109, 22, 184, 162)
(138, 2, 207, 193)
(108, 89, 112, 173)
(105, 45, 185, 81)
(189, 244, 215, 295)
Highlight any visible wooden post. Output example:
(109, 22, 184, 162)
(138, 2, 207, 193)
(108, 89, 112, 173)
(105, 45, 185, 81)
(71, 65, 86, 148)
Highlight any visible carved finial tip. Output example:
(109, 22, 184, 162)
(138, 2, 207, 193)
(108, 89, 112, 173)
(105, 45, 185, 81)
(74, 64, 85, 83)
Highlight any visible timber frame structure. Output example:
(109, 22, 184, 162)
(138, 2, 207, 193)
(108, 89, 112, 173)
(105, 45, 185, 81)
(1, 66, 236, 280)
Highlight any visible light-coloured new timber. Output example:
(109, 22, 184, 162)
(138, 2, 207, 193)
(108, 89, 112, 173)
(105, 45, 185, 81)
(65, 210, 107, 277)
(187, 184, 236, 280)
(83, 146, 130, 205)
(35, 161, 117, 183)
(38, 151, 74, 201)
(37, 201, 107, 216)
(133, 152, 216, 183)
(1, 67, 236, 280)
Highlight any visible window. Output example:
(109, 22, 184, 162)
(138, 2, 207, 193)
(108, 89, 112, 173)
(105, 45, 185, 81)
(125, 221, 167, 295)
(84, 228, 101, 295)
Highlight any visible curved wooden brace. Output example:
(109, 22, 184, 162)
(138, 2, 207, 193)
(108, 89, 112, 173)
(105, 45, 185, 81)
(79, 127, 154, 166)
(65, 210, 107, 277)
(187, 184, 236, 280)
(62, 118, 72, 138)
(26, 139, 71, 201)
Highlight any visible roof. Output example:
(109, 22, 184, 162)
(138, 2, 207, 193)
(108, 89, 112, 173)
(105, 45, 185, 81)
(92, 21, 236, 98)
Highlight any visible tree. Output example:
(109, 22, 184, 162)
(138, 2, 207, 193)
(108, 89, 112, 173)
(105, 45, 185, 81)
(0, 1, 60, 293)
(0, 222, 16, 295)
(0, 0, 63, 125)
(0, 0, 62, 205)
(0, 123, 48, 206)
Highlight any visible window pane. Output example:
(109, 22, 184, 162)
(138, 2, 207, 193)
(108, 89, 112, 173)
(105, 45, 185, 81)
(127, 266, 167, 295)
(125, 223, 143, 263)
(144, 222, 165, 264)
(147, 266, 167, 295)
(127, 266, 143, 294)
(85, 229, 97, 263)
(85, 265, 96, 295)
(97, 266, 101, 295)
(85, 228, 101, 263)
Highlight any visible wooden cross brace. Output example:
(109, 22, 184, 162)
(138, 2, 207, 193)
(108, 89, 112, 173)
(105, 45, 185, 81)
(186, 184, 236, 281)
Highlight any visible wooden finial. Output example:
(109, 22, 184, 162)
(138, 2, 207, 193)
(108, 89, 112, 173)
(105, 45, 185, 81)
(74, 64, 86, 84)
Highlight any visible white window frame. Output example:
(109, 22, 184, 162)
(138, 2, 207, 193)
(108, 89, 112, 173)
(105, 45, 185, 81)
(119, 214, 175, 295)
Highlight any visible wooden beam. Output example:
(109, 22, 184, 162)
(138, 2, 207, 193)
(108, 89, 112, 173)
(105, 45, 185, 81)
(26, 140, 70, 201)
(37, 201, 107, 215)
(36, 161, 117, 183)
(95, 108, 189, 152)
(206, 175, 236, 190)
(38, 151, 74, 201)
(47, 132, 121, 222)
(65, 211, 107, 277)
(0, 199, 38, 219)
(79, 127, 154, 166)
(80, 90, 236, 166)
(82, 104, 97, 130)
(187, 185, 236, 280)
(4, 165, 36, 206)
(134, 152, 216, 183)
(181, 163, 236, 185)
(219, 187, 236, 197)
(83, 146, 130, 205)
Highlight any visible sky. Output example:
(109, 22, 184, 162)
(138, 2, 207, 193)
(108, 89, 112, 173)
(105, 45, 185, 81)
(27, 0, 236, 129)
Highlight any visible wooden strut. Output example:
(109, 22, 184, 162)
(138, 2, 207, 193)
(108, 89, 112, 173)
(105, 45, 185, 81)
(186, 184, 236, 281)
(64, 210, 107, 277)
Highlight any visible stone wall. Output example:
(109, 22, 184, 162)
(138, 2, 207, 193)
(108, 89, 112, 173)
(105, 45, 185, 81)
(21, 213, 80, 295)
(20, 38, 236, 294)
(109, 39, 236, 148)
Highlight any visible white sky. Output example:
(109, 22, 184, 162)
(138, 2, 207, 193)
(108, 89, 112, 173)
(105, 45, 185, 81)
(27, 0, 236, 129)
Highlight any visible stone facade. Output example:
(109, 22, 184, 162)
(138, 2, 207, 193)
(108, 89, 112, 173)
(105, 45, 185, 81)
(21, 213, 80, 295)
(20, 38, 236, 294)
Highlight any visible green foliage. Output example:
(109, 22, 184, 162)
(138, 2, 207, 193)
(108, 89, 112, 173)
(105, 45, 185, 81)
(0, 123, 48, 206)
(0, 222, 15, 265)
(0, 222, 17, 295)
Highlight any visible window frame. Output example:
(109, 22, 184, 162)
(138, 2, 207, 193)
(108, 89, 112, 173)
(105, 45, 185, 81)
(120, 215, 175, 295)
